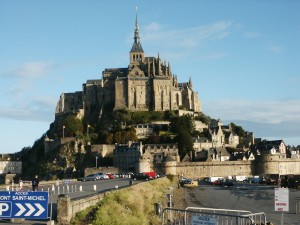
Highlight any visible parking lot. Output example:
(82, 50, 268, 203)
(183, 181, 300, 225)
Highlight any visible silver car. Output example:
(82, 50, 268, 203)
(82, 174, 99, 181)
(96, 173, 109, 180)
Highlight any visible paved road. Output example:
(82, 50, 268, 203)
(0, 178, 141, 224)
(184, 181, 300, 225)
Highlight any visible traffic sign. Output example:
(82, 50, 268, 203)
(0, 191, 48, 219)
(275, 188, 289, 212)
(192, 215, 217, 225)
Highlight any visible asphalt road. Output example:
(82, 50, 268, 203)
(0, 177, 141, 224)
(183, 181, 300, 225)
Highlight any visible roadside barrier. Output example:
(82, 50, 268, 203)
(162, 207, 268, 225)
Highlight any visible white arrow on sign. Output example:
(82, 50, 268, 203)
(15, 203, 46, 217)
(15, 203, 26, 217)
(25, 203, 35, 216)
(34, 203, 45, 216)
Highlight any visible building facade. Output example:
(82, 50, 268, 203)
(55, 14, 201, 122)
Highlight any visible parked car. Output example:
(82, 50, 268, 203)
(265, 178, 277, 185)
(106, 173, 116, 179)
(131, 173, 151, 180)
(212, 179, 223, 186)
(96, 173, 109, 180)
(82, 174, 99, 181)
(180, 178, 198, 187)
(220, 179, 234, 187)
(143, 171, 158, 179)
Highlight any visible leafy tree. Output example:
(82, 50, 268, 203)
(230, 123, 245, 137)
(194, 112, 212, 125)
(63, 115, 83, 137)
(114, 131, 123, 144)
(170, 115, 195, 135)
(170, 115, 195, 156)
(175, 131, 194, 156)
(105, 133, 114, 144)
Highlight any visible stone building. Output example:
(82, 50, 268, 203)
(55, 14, 201, 123)
(113, 141, 179, 173)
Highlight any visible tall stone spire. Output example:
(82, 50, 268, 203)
(130, 7, 145, 64)
(130, 8, 144, 53)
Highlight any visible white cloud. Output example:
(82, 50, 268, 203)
(243, 31, 262, 38)
(2, 62, 53, 79)
(203, 99, 300, 145)
(0, 96, 56, 122)
(142, 21, 233, 48)
(268, 45, 284, 53)
(203, 99, 300, 124)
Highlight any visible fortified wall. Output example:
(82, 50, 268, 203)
(162, 155, 300, 179)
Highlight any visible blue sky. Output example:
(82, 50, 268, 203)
(1, 0, 300, 153)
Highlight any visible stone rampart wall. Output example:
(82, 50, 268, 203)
(172, 161, 254, 179)
(163, 157, 300, 178)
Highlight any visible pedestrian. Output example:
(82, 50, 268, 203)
(32, 175, 39, 191)
(19, 178, 23, 191)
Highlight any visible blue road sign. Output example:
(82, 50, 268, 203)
(0, 191, 48, 219)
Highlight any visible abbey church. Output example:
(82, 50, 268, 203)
(55, 14, 201, 119)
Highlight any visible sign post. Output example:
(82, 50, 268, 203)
(0, 191, 48, 219)
(275, 188, 289, 225)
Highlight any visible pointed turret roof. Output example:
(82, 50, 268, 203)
(189, 76, 193, 89)
(130, 9, 144, 53)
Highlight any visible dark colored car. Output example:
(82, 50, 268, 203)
(220, 179, 234, 187)
(266, 178, 277, 185)
(180, 178, 194, 187)
(131, 173, 151, 180)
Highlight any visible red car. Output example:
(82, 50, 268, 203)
(212, 179, 222, 186)
(106, 173, 116, 179)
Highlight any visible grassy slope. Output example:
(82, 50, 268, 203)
(71, 176, 184, 225)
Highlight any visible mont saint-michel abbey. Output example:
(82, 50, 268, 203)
(55, 15, 201, 118)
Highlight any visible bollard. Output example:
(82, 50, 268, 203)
(115, 185, 119, 189)
(79, 185, 82, 192)
(93, 185, 96, 192)
(154, 203, 162, 215)
(6, 186, 9, 191)
(67, 185, 69, 193)
(296, 201, 300, 214)
(129, 180, 133, 186)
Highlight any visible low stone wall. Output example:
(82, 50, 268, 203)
(57, 193, 105, 225)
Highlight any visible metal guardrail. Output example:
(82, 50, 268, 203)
(162, 207, 267, 225)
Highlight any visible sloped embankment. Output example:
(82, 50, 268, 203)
(71, 176, 185, 225)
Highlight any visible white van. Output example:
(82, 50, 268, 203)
(209, 177, 224, 183)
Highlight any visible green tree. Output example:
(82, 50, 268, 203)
(63, 115, 83, 137)
(170, 115, 195, 135)
(170, 115, 195, 157)
(230, 123, 245, 137)
(175, 131, 194, 156)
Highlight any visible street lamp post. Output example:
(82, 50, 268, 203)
(62, 125, 65, 139)
(87, 124, 90, 138)
(96, 156, 98, 169)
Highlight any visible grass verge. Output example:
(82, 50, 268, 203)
(71, 176, 181, 225)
